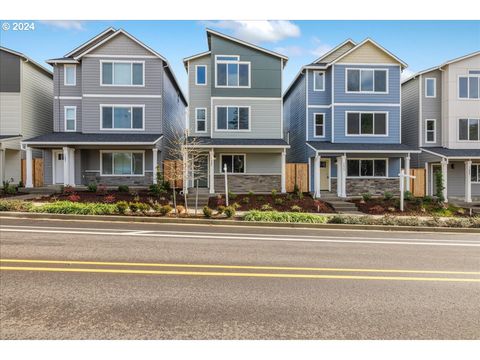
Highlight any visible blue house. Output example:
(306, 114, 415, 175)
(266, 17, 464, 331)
(283, 39, 419, 198)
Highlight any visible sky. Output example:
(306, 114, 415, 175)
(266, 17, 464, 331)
(1, 20, 479, 93)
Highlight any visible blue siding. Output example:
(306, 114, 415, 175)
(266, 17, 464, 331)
(388, 157, 401, 178)
(307, 107, 332, 142)
(307, 68, 332, 106)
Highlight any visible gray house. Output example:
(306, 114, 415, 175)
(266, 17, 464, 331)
(0, 47, 53, 186)
(23, 28, 187, 187)
(183, 29, 289, 194)
(402, 51, 480, 203)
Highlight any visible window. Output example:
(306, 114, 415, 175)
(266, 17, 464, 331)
(101, 105, 144, 130)
(314, 113, 325, 137)
(346, 69, 387, 93)
(459, 75, 480, 99)
(196, 65, 207, 85)
(195, 108, 207, 133)
(101, 61, 144, 86)
(472, 164, 480, 183)
(313, 71, 325, 91)
(459, 118, 480, 141)
(216, 106, 249, 131)
(425, 78, 436, 98)
(347, 159, 387, 177)
(64, 106, 76, 131)
(425, 119, 436, 143)
(101, 151, 144, 176)
(346, 112, 387, 136)
(216, 55, 250, 88)
(64, 65, 76, 86)
(220, 154, 245, 173)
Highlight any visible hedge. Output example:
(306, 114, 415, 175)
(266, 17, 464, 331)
(30, 201, 118, 215)
(244, 210, 328, 224)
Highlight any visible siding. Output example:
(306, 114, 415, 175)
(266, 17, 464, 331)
(213, 152, 281, 174)
(307, 107, 332, 142)
(0, 50, 21, 92)
(337, 41, 399, 64)
(187, 55, 211, 137)
(401, 76, 419, 148)
(320, 42, 356, 63)
(54, 99, 82, 132)
(420, 69, 442, 147)
(90, 33, 153, 56)
(0, 93, 22, 135)
(43, 149, 53, 185)
(54, 64, 82, 97)
(307, 68, 332, 106)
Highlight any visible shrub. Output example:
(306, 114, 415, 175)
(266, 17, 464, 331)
(176, 205, 186, 214)
(97, 184, 107, 194)
(67, 193, 80, 202)
(404, 191, 414, 201)
(383, 191, 393, 201)
(63, 185, 74, 194)
(2, 180, 17, 195)
(290, 205, 302, 212)
(149, 183, 167, 197)
(103, 194, 116, 203)
(232, 202, 241, 210)
(31, 201, 117, 215)
(87, 183, 97, 192)
(248, 191, 254, 196)
(128, 202, 140, 213)
(261, 204, 273, 211)
(118, 185, 129, 193)
(361, 192, 372, 202)
(203, 206, 213, 218)
(286, 193, 293, 201)
(423, 195, 434, 204)
(244, 210, 327, 224)
(137, 202, 150, 213)
(257, 195, 265, 202)
(271, 189, 277, 198)
(116, 201, 128, 214)
(18, 180, 24, 188)
(228, 191, 237, 200)
(159, 204, 173, 216)
(242, 197, 250, 204)
(435, 171, 445, 202)
(217, 205, 225, 214)
(296, 191, 304, 200)
(224, 206, 236, 218)
(0, 200, 32, 212)
(274, 198, 284, 205)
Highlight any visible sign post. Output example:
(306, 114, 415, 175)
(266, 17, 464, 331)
(399, 169, 416, 212)
(224, 163, 229, 207)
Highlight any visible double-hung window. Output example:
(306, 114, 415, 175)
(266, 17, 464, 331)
(346, 69, 387, 93)
(216, 106, 249, 131)
(64, 106, 76, 131)
(220, 154, 245, 173)
(472, 164, 480, 183)
(101, 151, 144, 176)
(346, 112, 387, 136)
(314, 113, 325, 137)
(196, 65, 207, 85)
(195, 108, 207, 133)
(425, 119, 436, 143)
(347, 159, 387, 178)
(101, 105, 144, 130)
(425, 78, 436, 98)
(313, 71, 325, 91)
(101, 61, 144, 86)
(216, 55, 250, 88)
(459, 118, 480, 141)
(459, 71, 480, 99)
(64, 65, 76, 86)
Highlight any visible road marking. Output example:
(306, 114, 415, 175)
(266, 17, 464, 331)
(1, 266, 479, 282)
(2, 259, 479, 276)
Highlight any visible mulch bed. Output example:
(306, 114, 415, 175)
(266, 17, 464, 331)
(0, 192, 29, 198)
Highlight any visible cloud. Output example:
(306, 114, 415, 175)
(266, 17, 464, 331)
(401, 69, 416, 82)
(40, 21, 85, 31)
(310, 37, 333, 59)
(274, 45, 305, 57)
(206, 20, 300, 43)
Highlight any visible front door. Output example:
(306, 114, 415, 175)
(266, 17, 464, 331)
(320, 159, 330, 191)
(53, 150, 64, 184)
(193, 154, 208, 188)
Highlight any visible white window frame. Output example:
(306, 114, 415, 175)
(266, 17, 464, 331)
(219, 153, 246, 174)
(472, 164, 480, 183)
(346, 158, 389, 179)
(100, 150, 145, 177)
(458, 118, 480, 142)
(214, 105, 251, 132)
(100, 104, 145, 131)
(64, 106, 77, 132)
(425, 118, 436, 143)
(425, 78, 436, 98)
(345, 68, 389, 94)
(100, 60, 145, 87)
(64, 64, 76, 86)
(195, 65, 207, 86)
(195, 107, 207, 133)
(458, 74, 480, 100)
(313, 112, 325, 138)
(345, 111, 389, 137)
(214, 55, 251, 88)
(313, 71, 325, 91)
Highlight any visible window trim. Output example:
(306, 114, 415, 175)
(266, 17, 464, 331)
(64, 64, 76, 86)
(100, 104, 145, 131)
(195, 107, 207, 133)
(346, 158, 389, 179)
(195, 65, 207, 86)
(64, 106, 77, 132)
(214, 105, 251, 132)
(219, 153, 246, 174)
(345, 68, 389, 94)
(345, 111, 389, 137)
(458, 74, 480, 100)
(100, 60, 145, 87)
(313, 71, 325, 92)
(458, 118, 480, 142)
(100, 150, 145, 177)
(472, 164, 480, 184)
(425, 77, 436, 98)
(425, 118, 436, 143)
(313, 112, 325, 138)
(214, 55, 251, 89)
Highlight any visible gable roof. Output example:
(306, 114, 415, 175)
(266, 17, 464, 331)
(312, 39, 356, 64)
(64, 27, 116, 58)
(182, 50, 211, 69)
(0, 46, 52, 77)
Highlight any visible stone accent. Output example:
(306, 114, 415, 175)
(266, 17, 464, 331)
(83, 171, 153, 186)
(346, 178, 400, 196)
(331, 179, 337, 193)
(214, 175, 281, 193)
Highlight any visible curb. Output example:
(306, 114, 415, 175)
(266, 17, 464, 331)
(1, 211, 479, 233)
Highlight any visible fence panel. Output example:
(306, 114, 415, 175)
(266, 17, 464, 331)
(286, 163, 309, 193)
(410, 168, 426, 197)
(163, 160, 183, 189)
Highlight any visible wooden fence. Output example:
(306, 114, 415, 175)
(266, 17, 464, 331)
(163, 160, 183, 189)
(21, 159, 43, 187)
(285, 163, 309, 193)
(409, 168, 426, 197)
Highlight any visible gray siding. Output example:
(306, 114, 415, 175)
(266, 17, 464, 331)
(0, 93, 22, 135)
(188, 55, 211, 136)
(91, 33, 153, 56)
(213, 152, 281, 174)
(420, 70, 442, 147)
(54, 99, 82, 132)
(43, 149, 53, 185)
(0, 50, 21, 92)
(53, 64, 82, 97)
(401, 76, 419, 148)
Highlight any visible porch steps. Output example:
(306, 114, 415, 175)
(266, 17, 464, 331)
(320, 193, 363, 214)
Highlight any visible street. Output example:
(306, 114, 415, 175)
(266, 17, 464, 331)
(0, 217, 479, 339)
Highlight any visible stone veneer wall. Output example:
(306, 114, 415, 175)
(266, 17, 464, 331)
(214, 175, 281, 193)
(346, 178, 400, 196)
(83, 171, 153, 186)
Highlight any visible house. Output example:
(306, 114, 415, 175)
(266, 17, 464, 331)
(0, 47, 53, 186)
(402, 51, 480, 203)
(22, 28, 187, 188)
(283, 39, 419, 198)
(182, 29, 290, 194)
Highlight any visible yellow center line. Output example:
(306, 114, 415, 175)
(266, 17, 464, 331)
(1, 258, 479, 275)
(1, 266, 479, 282)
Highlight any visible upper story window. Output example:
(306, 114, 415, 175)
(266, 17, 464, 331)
(215, 55, 250, 88)
(101, 105, 144, 130)
(195, 108, 207, 133)
(347, 159, 387, 178)
(459, 72, 480, 99)
(346, 112, 387, 136)
(101, 61, 144, 86)
(195, 65, 207, 85)
(64, 106, 76, 131)
(425, 78, 436, 98)
(314, 113, 325, 137)
(459, 118, 479, 141)
(313, 71, 325, 91)
(346, 69, 387, 93)
(216, 106, 249, 131)
(425, 119, 436, 143)
(64, 65, 76, 86)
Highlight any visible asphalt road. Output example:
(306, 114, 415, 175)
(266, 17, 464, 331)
(1, 217, 479, 339)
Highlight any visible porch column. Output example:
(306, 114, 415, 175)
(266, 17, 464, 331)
(63, 146, 69, 186)
(25, 146, 33, 188)
(209, 148, 215, 194)
(152, 148, 158, 184)
(441, 158, 448, 202)
(341, 154, 347, 198)
(336, 156, 342, 197)
(405, 154, 411, 192)
(465, 160, 472, 203)
(281, 149, 286, 193)
(314, 154, 321, 198)
(69, 148, 75, 187)
(0, 148, 5, 183)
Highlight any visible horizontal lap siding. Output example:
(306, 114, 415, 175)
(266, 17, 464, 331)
(43, 149, 52, 185)
(283, 75, 306, 163)
(54, 99, 82, 132)
(307, 68, 332, 106)
(0, 93, 21, 135)
(54, 65, 82, 97)
(420, 69, 442, 147)
(401, 77, 419, 147)
(307, 107, 332, 142)
(188, 56, 211, 137)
